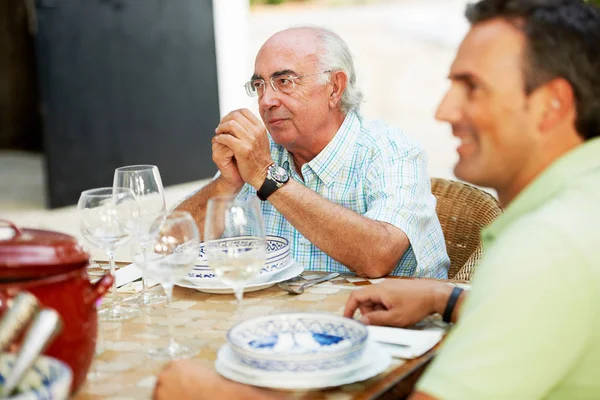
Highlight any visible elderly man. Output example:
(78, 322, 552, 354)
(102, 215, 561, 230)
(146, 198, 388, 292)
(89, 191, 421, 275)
(155, 0, 600, 398)
(176, 27, 449, 279)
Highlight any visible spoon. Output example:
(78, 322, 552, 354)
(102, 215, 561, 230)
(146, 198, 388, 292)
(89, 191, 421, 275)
(0, 292, 39, 353)
(0, 309, 63, 397)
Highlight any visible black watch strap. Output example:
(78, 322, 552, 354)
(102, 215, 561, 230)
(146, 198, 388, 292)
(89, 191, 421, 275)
(442, 287, 463, 323)
(257, 177, 279, 201)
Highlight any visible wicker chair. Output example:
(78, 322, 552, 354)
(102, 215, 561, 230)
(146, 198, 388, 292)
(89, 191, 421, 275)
(431, 178, 502, 280)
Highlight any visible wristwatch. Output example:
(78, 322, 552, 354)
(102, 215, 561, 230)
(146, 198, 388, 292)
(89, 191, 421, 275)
(257, 164, 289, 201)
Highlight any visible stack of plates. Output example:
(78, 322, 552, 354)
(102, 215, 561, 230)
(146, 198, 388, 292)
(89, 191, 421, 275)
(215, 313, 391, 390)
(176, 236, 303, 294)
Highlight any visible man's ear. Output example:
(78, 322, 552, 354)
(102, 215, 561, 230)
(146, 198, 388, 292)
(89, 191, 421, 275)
(329, 70, 348, 109)
(537, 77, 576, 134)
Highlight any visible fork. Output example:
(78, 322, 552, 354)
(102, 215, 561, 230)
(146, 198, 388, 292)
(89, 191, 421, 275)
(278, 273, 340, 295)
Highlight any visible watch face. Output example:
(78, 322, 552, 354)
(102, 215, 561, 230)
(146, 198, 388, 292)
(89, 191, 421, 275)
(270, 165, 289, 183)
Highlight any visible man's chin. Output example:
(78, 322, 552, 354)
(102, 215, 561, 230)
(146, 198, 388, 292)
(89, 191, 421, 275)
(269, 131, 296, 146)
(454, 162, 488, 187)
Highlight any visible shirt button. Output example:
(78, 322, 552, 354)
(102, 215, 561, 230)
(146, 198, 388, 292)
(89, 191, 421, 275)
(300, 238, 307, 245)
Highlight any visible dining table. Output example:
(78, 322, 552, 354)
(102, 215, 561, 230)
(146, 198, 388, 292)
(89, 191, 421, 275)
(75, 265, 463, 400)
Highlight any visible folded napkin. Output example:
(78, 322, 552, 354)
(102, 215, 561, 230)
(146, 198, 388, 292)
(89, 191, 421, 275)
(367, 326, 443, 359)
(115, 263, 143, 288)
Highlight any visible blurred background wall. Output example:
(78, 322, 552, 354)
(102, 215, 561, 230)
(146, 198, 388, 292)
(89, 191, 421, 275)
(1, 0, 471, 217)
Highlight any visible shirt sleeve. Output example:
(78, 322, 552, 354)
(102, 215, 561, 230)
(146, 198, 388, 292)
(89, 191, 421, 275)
(416, 219, 594, 399)
(363, 138, 445, 277)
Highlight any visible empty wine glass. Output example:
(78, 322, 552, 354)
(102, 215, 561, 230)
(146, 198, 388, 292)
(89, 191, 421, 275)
(145, 211, 199, 360)
(78, 187, 140, 322)
(204, 195, 266, 305)
(114, 165, 167, 306)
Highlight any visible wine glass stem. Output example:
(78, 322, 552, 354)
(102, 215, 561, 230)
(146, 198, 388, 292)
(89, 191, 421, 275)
(233, 286, 244, 318)
(108, 250, 119, 308)
(140, 243, 149, 300)
(163, 283, 176, 350)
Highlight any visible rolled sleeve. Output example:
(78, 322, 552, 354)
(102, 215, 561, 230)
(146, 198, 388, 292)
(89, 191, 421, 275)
(364, 142, 447, 277)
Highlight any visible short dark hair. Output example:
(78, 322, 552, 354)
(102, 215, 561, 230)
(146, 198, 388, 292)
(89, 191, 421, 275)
(466, 0, 600, 140)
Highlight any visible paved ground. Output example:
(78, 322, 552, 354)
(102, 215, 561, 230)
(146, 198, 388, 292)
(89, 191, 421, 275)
(0, 0, 472, 258)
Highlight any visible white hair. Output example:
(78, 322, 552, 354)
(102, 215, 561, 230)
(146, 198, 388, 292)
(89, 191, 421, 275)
(289, 26, 364, 115)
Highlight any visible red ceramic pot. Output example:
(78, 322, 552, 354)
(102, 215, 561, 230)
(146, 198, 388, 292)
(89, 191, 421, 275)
(0, 220, 113, 393)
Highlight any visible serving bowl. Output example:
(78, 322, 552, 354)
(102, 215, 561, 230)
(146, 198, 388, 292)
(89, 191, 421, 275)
(189, 236, 291, 280)
(226, 313, 368, 373)
(0, 353, 72, 400)
(0, 220, 112, 393)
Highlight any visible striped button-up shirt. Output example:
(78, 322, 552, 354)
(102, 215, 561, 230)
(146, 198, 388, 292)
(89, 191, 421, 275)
(234, 112, 449, 278)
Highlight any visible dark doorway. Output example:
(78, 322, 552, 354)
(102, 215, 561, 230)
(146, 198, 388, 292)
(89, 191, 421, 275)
(35, 0, 220, 208)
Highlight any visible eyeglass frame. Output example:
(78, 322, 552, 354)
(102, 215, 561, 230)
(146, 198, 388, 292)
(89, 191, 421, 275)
(244, 70, 333, 97)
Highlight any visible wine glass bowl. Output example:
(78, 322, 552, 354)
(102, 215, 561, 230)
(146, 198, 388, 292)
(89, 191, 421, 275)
(114, 165, 167, 306)
(145, 211, 200, 360)
(78, 187, 140, 322)
(206, 239, 265, 286)
(204, 196, 266, 304)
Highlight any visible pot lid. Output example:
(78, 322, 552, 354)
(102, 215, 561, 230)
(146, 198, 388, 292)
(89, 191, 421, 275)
(0, 220, 89, 279)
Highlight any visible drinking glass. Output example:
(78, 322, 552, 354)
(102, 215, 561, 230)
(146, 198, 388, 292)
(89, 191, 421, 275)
(204, 195, 266, 304)
(78, 187, 140, 322)
(144, 211, 199, 360)
(114, 165, 167, 306)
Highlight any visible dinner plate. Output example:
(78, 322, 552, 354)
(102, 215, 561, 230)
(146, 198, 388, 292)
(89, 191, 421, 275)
(175, 262, 304, 294)
(190, 257, 296, 285)
(215, 340, 391, 390)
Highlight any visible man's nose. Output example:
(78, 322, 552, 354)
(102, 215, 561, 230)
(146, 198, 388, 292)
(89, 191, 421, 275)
(435, 86, 463, 124)
(259, 82, 281, 110)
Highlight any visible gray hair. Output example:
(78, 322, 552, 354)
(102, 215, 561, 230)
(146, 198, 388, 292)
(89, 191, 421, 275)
(296, 26, 364, 115)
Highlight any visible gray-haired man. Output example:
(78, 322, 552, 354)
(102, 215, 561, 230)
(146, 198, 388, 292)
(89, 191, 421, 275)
(177, 26, 449, 279)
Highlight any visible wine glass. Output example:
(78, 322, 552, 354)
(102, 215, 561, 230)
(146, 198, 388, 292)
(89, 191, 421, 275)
(114, 165, 167, 306)
(78, 187, 140, 322)
(204, 195, 266, 305)
(144, 211, 199, 360)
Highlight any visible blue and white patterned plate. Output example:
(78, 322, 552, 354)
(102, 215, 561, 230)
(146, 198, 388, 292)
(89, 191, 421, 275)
(179, 262, 303, 294)
(190, 236, 290, 280)
(215, 340, 391, 390)
(0, 353, 72, 400)
(226, 313, 368, 373)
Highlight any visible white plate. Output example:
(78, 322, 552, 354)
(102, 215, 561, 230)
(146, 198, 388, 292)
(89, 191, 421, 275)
(215, 340, 391, 390)
(175, 263, 304, 294)
(189, 258, 296, 285)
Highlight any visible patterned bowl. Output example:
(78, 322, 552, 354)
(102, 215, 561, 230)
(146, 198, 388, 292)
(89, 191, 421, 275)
(226, 313, 368, 373)
(190, 236, 290, 280)
(0, 353, 72, 400)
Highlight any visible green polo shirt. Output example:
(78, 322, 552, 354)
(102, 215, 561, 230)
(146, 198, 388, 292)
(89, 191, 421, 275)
(417, 137, 600, 399)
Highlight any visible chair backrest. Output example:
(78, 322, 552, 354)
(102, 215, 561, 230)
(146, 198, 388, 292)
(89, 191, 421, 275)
(431, 178, 502, 280)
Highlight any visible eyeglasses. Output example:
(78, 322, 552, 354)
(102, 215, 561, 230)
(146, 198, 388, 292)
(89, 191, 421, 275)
(244, 70, 332, 97)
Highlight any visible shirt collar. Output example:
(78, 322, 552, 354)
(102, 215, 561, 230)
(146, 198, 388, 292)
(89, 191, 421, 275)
(304, 111, 361, 187)
(271, 111, 361, 187)
(483, 137, 600, 240)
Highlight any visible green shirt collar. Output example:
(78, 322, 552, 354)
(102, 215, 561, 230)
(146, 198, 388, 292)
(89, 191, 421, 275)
(484, 137, 600, 240)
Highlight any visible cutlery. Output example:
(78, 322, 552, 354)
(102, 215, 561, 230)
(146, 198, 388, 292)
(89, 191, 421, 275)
(0, 309, 63, 397)
(0, 292, 39, 353)
(278, 273, 340, 295)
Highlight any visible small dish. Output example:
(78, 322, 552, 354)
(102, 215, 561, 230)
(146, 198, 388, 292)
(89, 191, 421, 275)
(0, 353, 72, 400)
(226, 313, 368, 373)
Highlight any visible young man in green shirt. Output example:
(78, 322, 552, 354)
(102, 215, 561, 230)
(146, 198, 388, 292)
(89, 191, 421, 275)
(153, 0, 600, 398)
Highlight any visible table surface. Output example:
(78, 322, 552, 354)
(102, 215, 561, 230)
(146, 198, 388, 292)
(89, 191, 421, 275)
(75, 269, 457, 400)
